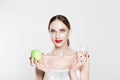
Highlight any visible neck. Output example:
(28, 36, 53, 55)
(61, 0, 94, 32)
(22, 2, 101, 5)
(53, 44, 69, 56)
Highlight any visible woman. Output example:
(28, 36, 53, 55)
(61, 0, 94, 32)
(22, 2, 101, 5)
(30, 15, 90, 80)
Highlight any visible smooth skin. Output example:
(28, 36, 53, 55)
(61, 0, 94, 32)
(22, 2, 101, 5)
(30, 20, 90, 80)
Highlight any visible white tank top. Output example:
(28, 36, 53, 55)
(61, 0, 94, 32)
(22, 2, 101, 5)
(49, 69, 71, 80)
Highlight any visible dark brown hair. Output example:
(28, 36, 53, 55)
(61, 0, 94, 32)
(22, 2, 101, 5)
(48, 15, 71, 46)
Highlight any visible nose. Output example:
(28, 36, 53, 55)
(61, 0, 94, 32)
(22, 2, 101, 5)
(56, 32, 60, 39)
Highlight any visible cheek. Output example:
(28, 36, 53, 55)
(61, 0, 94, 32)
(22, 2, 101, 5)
(61, 33, 69, 39)
(50, 34, 55, 41)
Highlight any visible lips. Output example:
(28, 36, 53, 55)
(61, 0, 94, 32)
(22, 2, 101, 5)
(55, 40, 62, 43)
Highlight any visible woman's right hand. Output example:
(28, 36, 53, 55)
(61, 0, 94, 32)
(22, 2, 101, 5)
(29, 54, 50, 73)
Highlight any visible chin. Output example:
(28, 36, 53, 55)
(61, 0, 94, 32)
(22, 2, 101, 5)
(55, 44, 63, 48)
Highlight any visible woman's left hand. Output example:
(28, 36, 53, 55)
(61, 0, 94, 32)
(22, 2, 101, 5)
(70, 51, 90, 71)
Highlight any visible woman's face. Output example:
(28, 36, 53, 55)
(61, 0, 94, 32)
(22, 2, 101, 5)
(49, 20, 70, 48)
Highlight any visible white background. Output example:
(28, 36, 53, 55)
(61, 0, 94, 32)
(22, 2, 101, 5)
(0, 0, 120, 80)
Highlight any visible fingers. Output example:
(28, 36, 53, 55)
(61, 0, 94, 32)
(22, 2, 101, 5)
(34, 58, 39, 68)
(78, 57, 84, 65)
(34, 58, 47, 71)
(29, 57, 32, 65)
(79, 53, 90, 64)
(29, 56, 49, 72)
(29, 57, 36, 67)
(84, 52, 90, 63)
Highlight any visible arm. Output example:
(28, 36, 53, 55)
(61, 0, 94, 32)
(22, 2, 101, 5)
(70, 52, 90, 80)
(34, 54, 50, 80)
(35, 64, 50, 80)
(70, 69, 80, 80)
(80, 56, 90, 80)
(35, 68, 44, 80)
(70, 59, 80, 80)
(30, 54, 50, 80)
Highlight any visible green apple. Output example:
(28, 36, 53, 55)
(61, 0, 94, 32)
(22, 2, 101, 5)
(31, 50, 42, 61)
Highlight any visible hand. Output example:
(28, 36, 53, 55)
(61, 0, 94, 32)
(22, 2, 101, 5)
(29, 55, 50, 73)
(70, 51, 90, 71)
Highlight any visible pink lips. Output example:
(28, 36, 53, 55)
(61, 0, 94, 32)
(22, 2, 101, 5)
(55, 40, 62, 43)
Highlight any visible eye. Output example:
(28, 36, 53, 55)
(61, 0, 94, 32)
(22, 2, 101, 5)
(60, 29, 65, 32)
(50, 29, 55, 33)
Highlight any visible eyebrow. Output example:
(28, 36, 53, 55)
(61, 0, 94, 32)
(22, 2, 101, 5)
(60, 28, 67, 30)
(50, 28, 67, 30)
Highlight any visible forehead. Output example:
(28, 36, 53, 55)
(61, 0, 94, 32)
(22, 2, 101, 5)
(49, 20, 67, 30)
